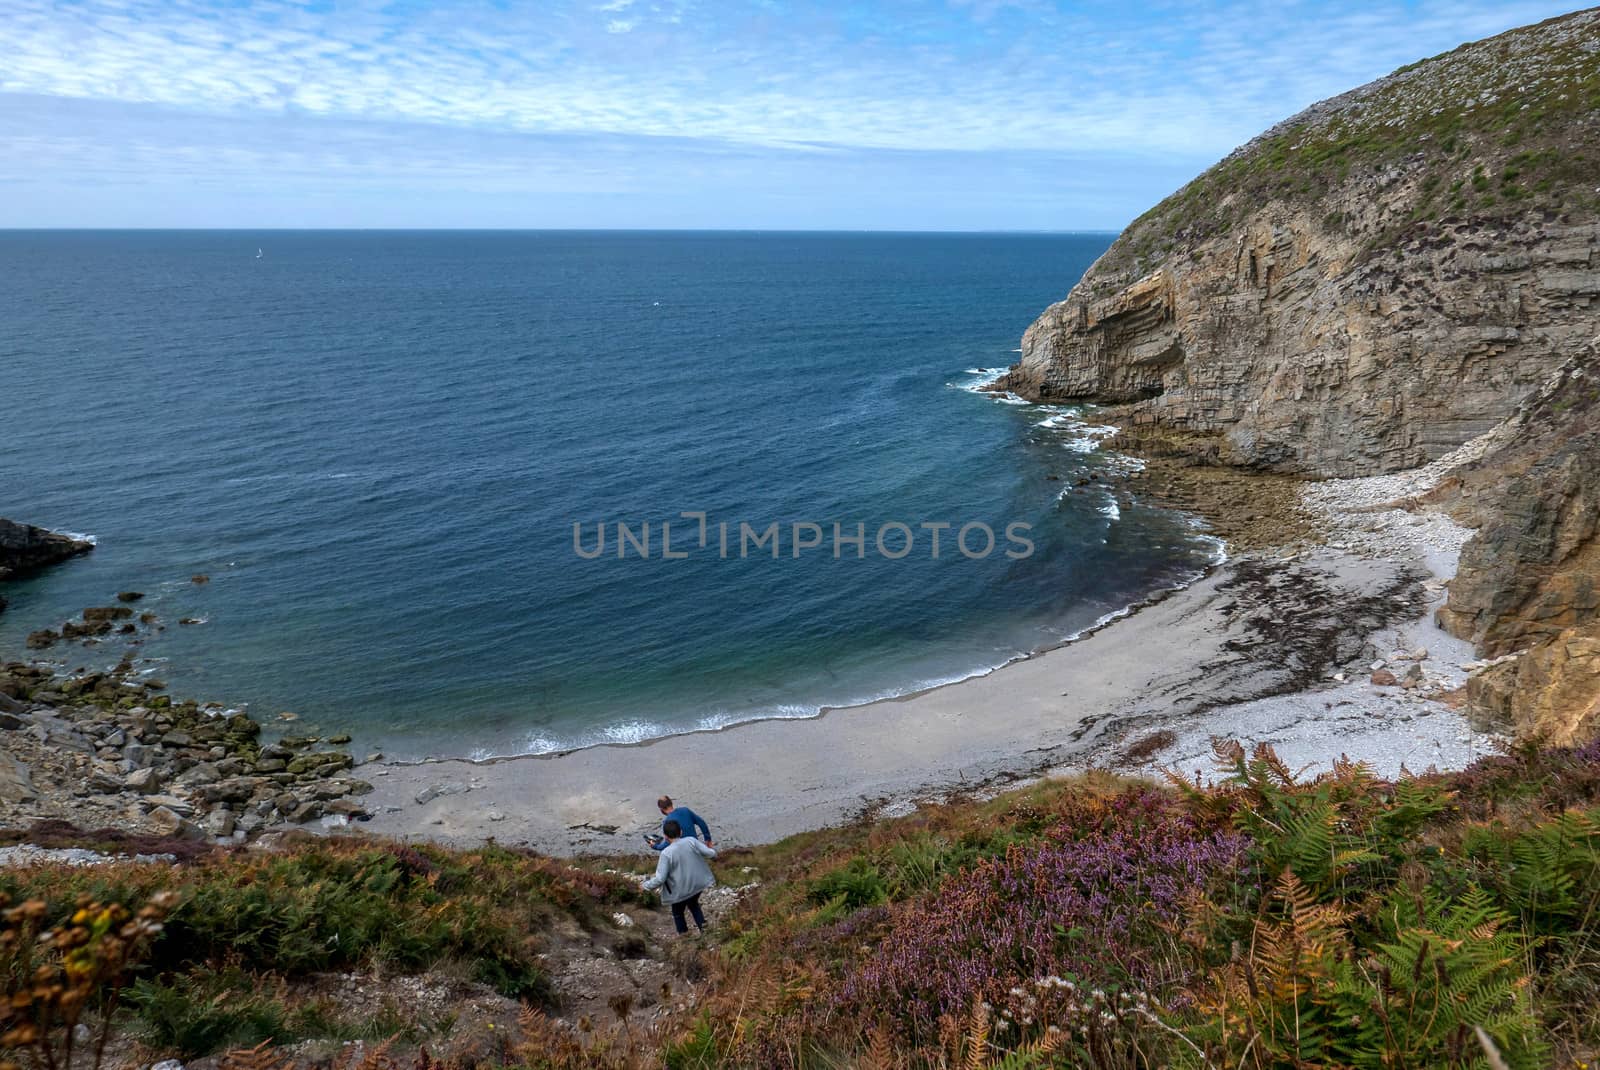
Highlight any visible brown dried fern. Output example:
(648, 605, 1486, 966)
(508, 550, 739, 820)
(218, 1040, 291, 1070)
(863, 1027, 900, 1070)
(329, 1037, 401, 1070)
(962, 999, 990, 1070)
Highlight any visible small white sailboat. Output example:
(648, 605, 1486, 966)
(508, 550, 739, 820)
(255, 248, 263, 259)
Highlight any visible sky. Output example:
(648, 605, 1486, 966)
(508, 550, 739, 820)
(0, 0, 1586, 230)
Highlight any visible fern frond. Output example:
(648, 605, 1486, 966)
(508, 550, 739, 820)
(219, 1041, 289, 1070)
(963, 999, 990, 1070)
(865, 1027, 897, 1070)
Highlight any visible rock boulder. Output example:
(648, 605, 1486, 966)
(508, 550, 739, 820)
(0, 519, 94, 581)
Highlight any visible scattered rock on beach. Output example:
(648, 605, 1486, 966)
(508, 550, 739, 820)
(0, 658, 371, 841)
(0, 752, 37, 803)
(415, 781, 471, 805)
(1370, 669, 1399, 687)
(125, 767, 162, 792)
(147, 805, 202, 840)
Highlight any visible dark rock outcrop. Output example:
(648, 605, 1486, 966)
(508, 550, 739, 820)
(0, 518, 94, 583)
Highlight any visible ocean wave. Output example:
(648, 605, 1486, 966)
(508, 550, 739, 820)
(1194, 533, 1229, 565)
(420, 546, 1232, 763)
(694, 703, 817, 734)
(602, 719, 669, 744)
(950, 370, 1001, 389)
(949, 366, 1032, 404)
(1028, 411, 1118, 453)
(1059, 603, 1139, 643)
(473, 735, 564, 760)
(223, 471, 368, 486)
(56, 530, 97, 544)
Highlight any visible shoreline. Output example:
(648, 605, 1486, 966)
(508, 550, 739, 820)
(387, 548, 1225, 770)
(354, 438, 1499, 855)
(355, 548, 1433, 854)
(0, 437, 1502, 856)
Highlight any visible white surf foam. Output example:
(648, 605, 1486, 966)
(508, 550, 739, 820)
(600, 720, 669, 745)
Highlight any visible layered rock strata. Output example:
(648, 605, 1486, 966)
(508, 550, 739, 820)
(989, 10, 1600, 739)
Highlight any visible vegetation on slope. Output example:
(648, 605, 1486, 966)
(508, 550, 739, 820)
(1100, 8, 1600, 286)
(694, 742, 1600, 1069)
(0, 840, 650, 1065)
(7, 740, 1600, 1068)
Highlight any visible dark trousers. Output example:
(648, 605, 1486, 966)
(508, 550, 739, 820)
(670, 893, 706, 934)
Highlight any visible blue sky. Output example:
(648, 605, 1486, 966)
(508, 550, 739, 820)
(0, 0, 1584, 229)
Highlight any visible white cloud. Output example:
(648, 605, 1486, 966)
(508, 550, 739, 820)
(0, 0, 1585, 164)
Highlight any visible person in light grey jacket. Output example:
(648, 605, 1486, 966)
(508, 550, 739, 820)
(642, 818, 717, 935)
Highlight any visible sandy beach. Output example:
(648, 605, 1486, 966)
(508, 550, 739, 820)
(357, 438, 1503, 855)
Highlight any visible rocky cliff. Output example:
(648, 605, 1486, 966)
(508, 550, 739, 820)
(991, 8, 1600, 477)
(990, 9, 1600, 741)
(0, 518, 93, 586)
(1431, 341, 1600, 743)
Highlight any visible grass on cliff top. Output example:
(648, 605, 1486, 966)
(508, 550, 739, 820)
(7, 742, 1600, 1068)
(1101, 8, 1600, 286)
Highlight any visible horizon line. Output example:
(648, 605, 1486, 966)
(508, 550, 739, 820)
(0, 226, 1124, 236)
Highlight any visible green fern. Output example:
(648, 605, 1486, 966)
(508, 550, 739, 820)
(1190, 876, 1543, 1070)
(1373, 776, 1456, 842)
(1211, 742, 1383, 897)
(1462, 808, 1600, 934)
(1324, 886, 1545, 1069)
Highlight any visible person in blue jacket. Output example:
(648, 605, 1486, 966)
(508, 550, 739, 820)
(645, 794, 712, 851)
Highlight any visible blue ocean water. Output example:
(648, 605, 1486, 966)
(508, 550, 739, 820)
(0, 231, 1219, 759)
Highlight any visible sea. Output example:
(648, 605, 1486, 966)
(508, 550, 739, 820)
(0, 231, 1223, 760)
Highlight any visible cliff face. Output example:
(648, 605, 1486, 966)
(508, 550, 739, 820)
(993, 8, 1600, 477)
(0, 519, 94, 585)
(991, 9, 1600, 742)
(1433, 343, 1600, 744)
